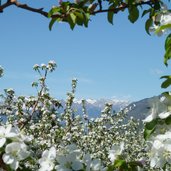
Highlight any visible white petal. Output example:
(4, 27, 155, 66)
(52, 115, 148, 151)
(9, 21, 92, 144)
(5, 142, 20, 153)
(71, 160, 83, 170)
(143, 115, 153, 123)
(55, 165, 72, 171)
(91, 159, 101, 171)
(120, 142, 124, 152)
(18, 148, 30, 160)
(10, 159, 19, 170)
(2, 154, 14, 164)
(39, 161, 54, 171)
(159, 111, 171, 119)
(42, 150, 49, 158)
(0, 126, 6, 136)
(57, 155, 67, 166)
(0, 138, 6, 148)
(67, 153, 76, 162)
(165, 144, 171, 152)
(150, 157, 158, 168)
(153, 140, 164, 150)
(108, 152, 116, 163)
(48, 146, 56, 159)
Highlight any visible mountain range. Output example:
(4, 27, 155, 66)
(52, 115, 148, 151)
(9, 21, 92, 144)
(61, 95, 168, 120)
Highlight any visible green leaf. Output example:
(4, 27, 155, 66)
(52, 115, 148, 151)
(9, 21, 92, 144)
(144, 119, 158, 139)
(107, 5, 114, 25)
(83, 13, 90, 27)
(164, 47, 171, 66)
(144, 127, 155, 140)
(70, 13, 76, 23)
(74, 12, 84, 26)
(48, 7, 61, 18)
(161, 75, 171, 88)
(67, 13, 76, 30)
(142, 9, 151, 18)
(165, 115, 171, 125)
(164, 34, 171, 66)
(155, 24, 171, 35)
(107, 164, 115, 171)
(129, 161, 143, 169)
(154, 0, 161, 10)
(49, 18, 57, 30)
(128, 6, 139, 23)
(32, 82, 38, 87)
(145, 18, 152, 35)
(114, 159, 128, 169)
(165, 34, 171, 50)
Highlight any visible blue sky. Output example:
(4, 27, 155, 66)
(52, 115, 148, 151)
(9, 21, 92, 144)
(0, 1, 170, 102)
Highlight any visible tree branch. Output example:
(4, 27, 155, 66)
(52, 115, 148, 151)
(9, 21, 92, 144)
(0, 0, 12, 13)
(0, 0, 48, 17)
(12, 0, 48, 17)
(0, 0, 156, 20)
(92, 0, 153, 15)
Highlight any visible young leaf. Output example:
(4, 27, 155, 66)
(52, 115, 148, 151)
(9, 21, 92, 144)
(49, 18, 57, 30)
(144, 119, 158, 139)
(107, 5, 114, 25)
(142, 9, 151, 18)
(83, 13, 90, 27)
(164, 47, 171, 66)
(165, 33, 171, 50)
(161, 75, 171, 88)
(67, 13, 76, 30)
(145, 18, 152, 35)
(75, 12, 84, 26)
(128, 6, 139, 23)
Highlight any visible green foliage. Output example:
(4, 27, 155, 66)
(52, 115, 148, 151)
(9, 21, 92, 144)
(108, 5, 115, 25)
(108, 159, 143, 171)
(144, 119, 158, 140)
(48, 1, 91, 30)
(161, 75, 171, 88)
(145, 18, 153, 35)
(128, 5, 139, 23)
(165, 115, 171, 124)
(164, 33, 171, 66)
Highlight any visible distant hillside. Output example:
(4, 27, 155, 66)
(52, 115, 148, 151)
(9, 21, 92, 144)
(127, 95, 167, 120)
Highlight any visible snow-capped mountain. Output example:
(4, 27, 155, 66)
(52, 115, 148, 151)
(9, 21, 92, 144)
(61, 98, 131, 118)
(61, 95, 168, 119)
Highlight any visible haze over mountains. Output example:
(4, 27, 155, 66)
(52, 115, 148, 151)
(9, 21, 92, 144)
(60, 95, 168, 120)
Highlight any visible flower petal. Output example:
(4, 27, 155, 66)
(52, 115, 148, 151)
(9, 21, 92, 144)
(0, 138, 6, 148)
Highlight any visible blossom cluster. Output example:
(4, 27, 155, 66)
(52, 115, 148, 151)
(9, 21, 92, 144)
(0, 61, 169, 171)
(0, 124, 30, 170)
(149, 3, 171, 36)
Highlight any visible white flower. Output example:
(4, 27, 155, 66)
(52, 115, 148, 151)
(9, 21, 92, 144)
(148, 131, 171, 169)
(0, 124, 20, 148)
(83, 154, 105, 171)
(108, 142, 124, 163)
(56, 144, 83, 171)
(143, 106, 158, 123)
(39, 146, 56, 171)
(2, 142, 30, 170)
(158, 111, 171, 119)
(56, 154, 83, 171)
(90, 159, 102, 171)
